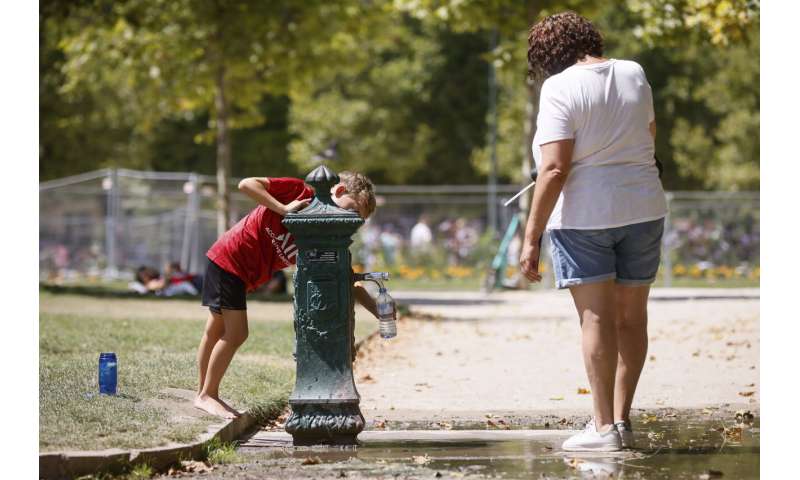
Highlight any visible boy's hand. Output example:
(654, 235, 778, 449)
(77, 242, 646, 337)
(283, 198, 311, 214)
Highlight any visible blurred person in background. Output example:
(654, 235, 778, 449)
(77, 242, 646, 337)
(379, 224, 402, 266)
(131, 262, 200, 296)
(357, 220, 381, 271)
(453, 218, 479, 264)
(409, 214, 435, 265)
(410, 214, 433, 252)
(520, 12, 667, 452)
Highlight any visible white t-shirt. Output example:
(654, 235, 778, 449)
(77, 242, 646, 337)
(533, 59, 667, 230)
(409, 222, 433, 249)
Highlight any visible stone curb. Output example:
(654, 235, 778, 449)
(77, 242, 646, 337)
(39, 410, 259, 479)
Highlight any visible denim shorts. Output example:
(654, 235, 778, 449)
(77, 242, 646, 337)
(548, 218, 665, 289)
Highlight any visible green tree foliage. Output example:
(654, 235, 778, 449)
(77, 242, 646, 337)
(604, 2, 759, 189)
(40, 1, 145, 179)
(626, 0, 759, 46)
(40, 0, 759, 192)
(288, 15, 491, 184)
(52, 0, 373, 233)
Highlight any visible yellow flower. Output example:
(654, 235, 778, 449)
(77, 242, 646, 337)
(689, 265, 702, 278)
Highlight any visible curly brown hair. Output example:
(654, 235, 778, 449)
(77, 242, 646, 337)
(527, 11, 604, 79)
(339, 171, 376, 218)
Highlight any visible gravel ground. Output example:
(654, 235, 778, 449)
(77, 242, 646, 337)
(354, 289, 759, 426)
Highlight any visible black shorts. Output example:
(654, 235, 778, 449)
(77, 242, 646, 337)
(201, 260, 247, 314)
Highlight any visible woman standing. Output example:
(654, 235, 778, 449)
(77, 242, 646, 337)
(521, 12, 667, 452)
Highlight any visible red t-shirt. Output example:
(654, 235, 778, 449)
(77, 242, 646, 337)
(206, 177, 314, 292)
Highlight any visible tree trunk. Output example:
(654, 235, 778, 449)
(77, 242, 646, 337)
(215, 65, 232, 237)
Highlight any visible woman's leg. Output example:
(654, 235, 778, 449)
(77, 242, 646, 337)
(195, 309, 249, 418)
(197, 310, 225, 396)
(613, 284, 650, 423)
(569, 279, 618, 430)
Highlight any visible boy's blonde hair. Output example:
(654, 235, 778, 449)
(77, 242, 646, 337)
(339, 171, 376, 218)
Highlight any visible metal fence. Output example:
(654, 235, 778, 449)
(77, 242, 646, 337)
(39, 169, 759, 287)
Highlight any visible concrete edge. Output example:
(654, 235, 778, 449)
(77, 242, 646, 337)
(39, 410, 260, 479)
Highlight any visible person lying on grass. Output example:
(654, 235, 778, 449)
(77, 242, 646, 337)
(195, 171, 385, 418)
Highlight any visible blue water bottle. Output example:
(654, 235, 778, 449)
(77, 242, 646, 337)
(99, 352, 118, 395)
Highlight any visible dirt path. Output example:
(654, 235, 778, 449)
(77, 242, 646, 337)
(354, 289, 759, 426)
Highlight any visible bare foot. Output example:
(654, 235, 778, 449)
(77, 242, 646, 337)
(194, 394, 237, 419)
(213, 396, 242, 417)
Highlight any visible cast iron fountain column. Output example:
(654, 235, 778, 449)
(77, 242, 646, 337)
(282, 165, 365, 446)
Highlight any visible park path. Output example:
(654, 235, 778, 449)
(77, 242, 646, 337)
(353, 289, 759, 426)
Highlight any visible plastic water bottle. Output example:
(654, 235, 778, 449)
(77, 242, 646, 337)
(376, 287, 397, 339)
(99, 352, 118, 395)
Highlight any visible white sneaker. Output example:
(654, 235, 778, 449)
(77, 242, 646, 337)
(615, 420, 634, 448)
(562, 419, 622, 452)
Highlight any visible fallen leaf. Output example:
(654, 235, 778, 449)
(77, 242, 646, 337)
(358, 374, 375, 383)
(692, 350, 701, 357)
(699, 469, 724, 479)
(180, 460, 212, 473)
(649, 355, 656, 361)
(738, 391, 755, 397)
(549, 396, 564, 401)
(565, 458, 584, 469)
(374, 419, 386, 429)
(640, 414, 658, 424)
(412, 455, 431, 465)
(577, 387, 590, 395)
(735, 410, 755, 424)
(723, 426, 743, 441)
(301, 457, 322, 465)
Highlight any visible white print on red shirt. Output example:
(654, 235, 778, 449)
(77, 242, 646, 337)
(266, 227, 298, 266)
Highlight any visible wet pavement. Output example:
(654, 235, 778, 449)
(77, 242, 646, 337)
(159, 415, 759, 479)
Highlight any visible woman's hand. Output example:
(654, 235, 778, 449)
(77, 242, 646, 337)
(282, 198, 311, 214)
(520, 239, 542, 282)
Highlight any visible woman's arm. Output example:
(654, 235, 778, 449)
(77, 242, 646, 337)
(520, 139, 575, 282)
(238, 177, 310, 214)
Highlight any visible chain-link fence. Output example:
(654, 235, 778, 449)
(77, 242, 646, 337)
(39, 169, 759, 288)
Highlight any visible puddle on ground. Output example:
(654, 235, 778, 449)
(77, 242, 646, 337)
(232, 418, 759, 479)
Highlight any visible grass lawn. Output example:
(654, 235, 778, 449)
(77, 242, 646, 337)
(39, 293, 377, 452)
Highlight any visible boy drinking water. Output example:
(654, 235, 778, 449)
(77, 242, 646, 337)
(195, 171, 380, 418)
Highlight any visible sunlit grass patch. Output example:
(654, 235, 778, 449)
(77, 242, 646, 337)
(39, 297, 298, 452)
